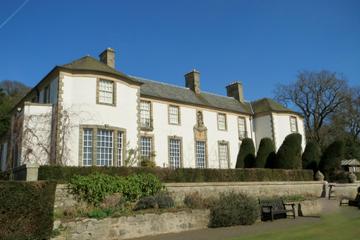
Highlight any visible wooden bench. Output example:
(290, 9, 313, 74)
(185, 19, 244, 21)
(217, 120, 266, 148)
(259, 199, 296, 221)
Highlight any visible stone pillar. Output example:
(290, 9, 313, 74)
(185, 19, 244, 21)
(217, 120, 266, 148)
(12, 163, 39, 181)
(26, 163, 39, 181)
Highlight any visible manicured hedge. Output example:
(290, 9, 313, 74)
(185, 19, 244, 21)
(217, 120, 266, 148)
(0, 171, 9, 180)
(0, 181, 56, 240)
(38, 166, 314, 183)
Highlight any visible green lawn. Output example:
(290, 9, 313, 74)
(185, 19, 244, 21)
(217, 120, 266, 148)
(231, 209, 360, 240)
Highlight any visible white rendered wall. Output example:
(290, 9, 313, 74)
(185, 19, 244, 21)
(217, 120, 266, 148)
(272, 114, 306, 151)
(21, 104, 53, 165)
(142, 98, 252, 169)
(253, 114, 273, 150)
(61, 73, 139, 166)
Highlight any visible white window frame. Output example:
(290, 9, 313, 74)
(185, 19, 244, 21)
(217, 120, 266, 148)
(98, 79, 114, 105)
(117, 131, 124, 166)
(218, 142, 229, 169)
(140, 136, 152, 160)
(82, 129, 93, 166)
(169, 138, 181, 169)
(140, 101, 152, 128)
(195, 141, 206, 168)
(168, 105, 180, 125)
(238, 117, 247, 139)
(290, 116, 298, 133)
(217, 113, 227, 131)
(96, 129, 113, 166)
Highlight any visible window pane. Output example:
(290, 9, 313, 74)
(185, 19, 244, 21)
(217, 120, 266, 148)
(169, 106, 179, 124)
(218, 114, 226, 130)
(290, 117, 298, 132)
(83, 129, 93, 166)
(196, 141, 206, 168)
(98, 80, 114, 104)
(169, 138, 181, 168)
(96, 129, 113, 166)
(140, 137, 152, 160)
(140, 101, 151, 128)
(219, 143, 229, 169)
(117, 132, 123, 166)
(238, 117, 247, 139)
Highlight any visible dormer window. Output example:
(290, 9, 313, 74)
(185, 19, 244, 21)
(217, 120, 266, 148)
(98, 79, 115, 105)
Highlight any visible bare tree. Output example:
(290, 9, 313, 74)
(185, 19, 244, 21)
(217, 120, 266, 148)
(275, 70, 349, 144)
(0, 80, 30, 98)
(21, 107, 83, 166)
(331, 87, 360, 141)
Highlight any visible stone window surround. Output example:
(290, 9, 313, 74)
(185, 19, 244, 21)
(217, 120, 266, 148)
(195, 140, 207, 168)
(289, 116, 298, 133)
(217, 113, 227, 131)
(140, 100, 153, 131)
(217, 140, 231, 169)
(168, 136, 183, 168)
(238, 116, 247, 139)
(96, 78, 117, 106)
(168, 104, 181, 125)
(140, 134, 155, 161)
(78, 124, 126, 167)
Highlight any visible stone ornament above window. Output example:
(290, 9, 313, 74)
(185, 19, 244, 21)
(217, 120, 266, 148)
(194, 110, 207, 141)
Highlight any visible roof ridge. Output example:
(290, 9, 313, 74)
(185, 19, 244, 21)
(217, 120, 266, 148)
(130, 75, 189, 90)
(131, 75, 248, 102)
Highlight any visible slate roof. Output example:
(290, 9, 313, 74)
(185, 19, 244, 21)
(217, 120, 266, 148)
(59, 56, 142, 84)
(133, 76, 253, 114)
(251, 98, 298, 115)
(341, 159, 360, 166)
(58, 55, 298, 116)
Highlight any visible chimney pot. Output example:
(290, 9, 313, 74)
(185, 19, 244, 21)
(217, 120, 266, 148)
(99, 48, 115, 68)
(226, 81, 244, 102)
(185, 69, 200, 94)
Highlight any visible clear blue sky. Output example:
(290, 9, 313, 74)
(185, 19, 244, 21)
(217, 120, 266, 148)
(0, 0, 359, 101)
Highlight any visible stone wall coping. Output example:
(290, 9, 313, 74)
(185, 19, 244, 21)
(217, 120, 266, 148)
(164, 181, 325, 187)
(56, 181, 325, 189)
(328, 183, 360, 187)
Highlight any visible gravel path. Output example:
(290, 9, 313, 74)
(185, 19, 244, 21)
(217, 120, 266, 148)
(133, 199, 343, 240)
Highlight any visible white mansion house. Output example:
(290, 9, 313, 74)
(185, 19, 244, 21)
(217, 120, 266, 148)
(0, 48, 305, 171)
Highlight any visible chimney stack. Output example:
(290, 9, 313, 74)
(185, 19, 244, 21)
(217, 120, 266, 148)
(99, 48, 115, 68)
(185, 69, 200, 94)
(226, 81, 244, 102)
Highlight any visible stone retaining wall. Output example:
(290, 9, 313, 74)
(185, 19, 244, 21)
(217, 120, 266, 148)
(54, 181, 326, 211)
(329, 182, 360, 199)
(52, 209, 210, 240)
(52, 199, 322, 240)
(165, 181, 326, 204)
(54, 184, 79, 211)
(54, 181, 360, 213)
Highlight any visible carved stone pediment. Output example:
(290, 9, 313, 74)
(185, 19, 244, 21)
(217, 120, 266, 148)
(194, 110, 207, 141)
